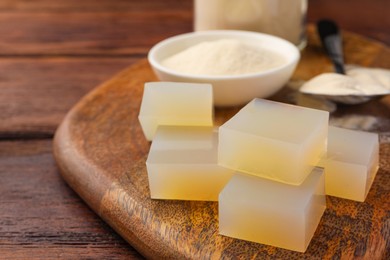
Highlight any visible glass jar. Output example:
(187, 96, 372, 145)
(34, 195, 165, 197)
(194, 0, 308, 49)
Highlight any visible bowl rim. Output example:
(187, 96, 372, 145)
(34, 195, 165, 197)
(148, 30, 300, 80)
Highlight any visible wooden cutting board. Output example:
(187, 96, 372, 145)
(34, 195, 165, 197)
(53, 27, 390, 259)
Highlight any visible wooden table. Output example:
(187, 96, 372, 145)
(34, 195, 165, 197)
(0, 1, 389, 259)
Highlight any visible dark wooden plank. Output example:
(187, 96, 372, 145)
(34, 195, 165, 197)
(0, 11, 192, 56)
(0, 140, 143, 259)
(307, 0, 390, 45)
(53, 31, 390, 259)
(0, 57, 133, 138)
(0, 1, 388, 57)
(0, 0, 192, 12)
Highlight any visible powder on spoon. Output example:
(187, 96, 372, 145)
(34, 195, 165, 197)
(300, 66, 390, 96)
(161, 39, 286, 76)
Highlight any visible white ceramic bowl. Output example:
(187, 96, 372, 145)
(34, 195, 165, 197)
(148, 30, 300, 107)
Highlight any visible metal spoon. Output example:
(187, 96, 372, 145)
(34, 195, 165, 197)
(300, 19, 386, 105)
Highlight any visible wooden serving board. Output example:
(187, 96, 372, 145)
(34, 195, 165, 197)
(53, 28, 390, 259)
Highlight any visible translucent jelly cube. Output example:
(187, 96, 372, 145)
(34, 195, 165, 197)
(218, 98, 329, 185)
(219, 167, 326, 252)
(146, 126, 233, 201)
(138, 82, 213, 140)
(319, 126, 379, 202)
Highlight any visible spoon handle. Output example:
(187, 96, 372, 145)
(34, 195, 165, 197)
(317, 19, 346, 74)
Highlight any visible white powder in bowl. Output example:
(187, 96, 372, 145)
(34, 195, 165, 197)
(161, 39, 286, 76)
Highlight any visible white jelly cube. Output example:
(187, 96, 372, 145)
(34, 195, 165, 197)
(146, 126, 233, 201)
(138, 82, 213, 140)
(319, 126, 379, 202)
(218, 98, 329, 185)
(219, 167, 326, 252)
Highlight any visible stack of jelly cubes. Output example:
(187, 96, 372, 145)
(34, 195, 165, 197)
(138, 82, 379, 252)
(139, 82, 234, 201)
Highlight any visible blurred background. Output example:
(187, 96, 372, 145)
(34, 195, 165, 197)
(0, 0, 388, 137)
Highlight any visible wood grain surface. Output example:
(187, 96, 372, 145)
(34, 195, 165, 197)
(1, 0, 389, 259)
(0, 140, 142, 259)
(53, 28, 390, 259)
(0, 58, 133, 138)
(0, 1, 192, 56)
